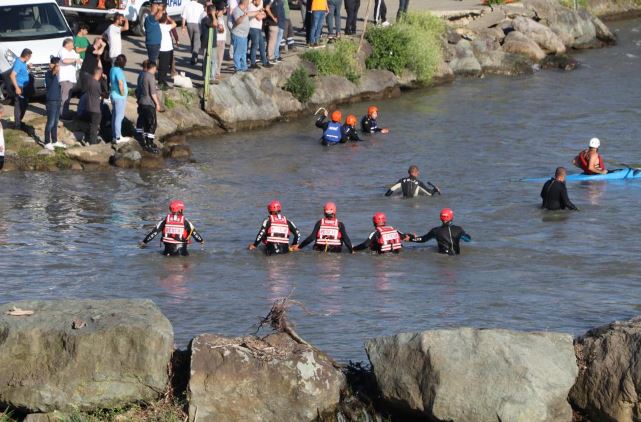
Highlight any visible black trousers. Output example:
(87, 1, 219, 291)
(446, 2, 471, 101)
(305, 11, 313, 44)
(374, 0, 387, 23)
(86, 111, 101, 144)
(344, 0, 360, 34)
(0, 156, 4, 170)
(265, 242, 290, 256)
(13, 93, 28, 129)
(158, 50, 173, 86)
(163, 243, 189, 256)
(136, 104, 157, 149)
(397, 0, 410, 20)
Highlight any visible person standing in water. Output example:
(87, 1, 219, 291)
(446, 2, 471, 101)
(316, 109, 345, 145)
(140, 200, 204, 256)
(573, 137, 607, 175)
(248, 200, 301, 255)
(354, 212, 409, 254)
(385, 165, 440, 198)
(409, 208, 470, 255)
(541, 167, 578, 211)
(293, 202, 353, 253)
(361, 105, 389, 134)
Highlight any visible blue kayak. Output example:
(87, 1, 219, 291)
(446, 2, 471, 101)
(523, 168, 641, 182)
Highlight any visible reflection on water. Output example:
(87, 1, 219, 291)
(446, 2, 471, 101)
(2, 20, 641, 361)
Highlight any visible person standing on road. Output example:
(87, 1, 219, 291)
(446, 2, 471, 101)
(201, 5, 219, 82)
(182, 0, 206, 65)
(271, 0, 286, 61)
(109, 54, 129, 144)
(44, 57, 63, 150)
(231, 0, 255, 73)
(9, 49, 32, 131)
(145, 2, 163, 63)
(135, 61, 162, 154)
(396, 0, 410, 21)
(373, 0, 388, 26)
(215, 6, 228, 80)
(106, 13, 129, 64)
(541, 167, 578, 211)
(326, 0, 342, 39)
(344, 0, 359, 34)
(310, 0, 328, 46)
(57, 38, 82, 120)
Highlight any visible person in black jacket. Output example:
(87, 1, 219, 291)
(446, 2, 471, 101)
(385, 165, 440, 198)
(541, 167, 578, 211)
(293, 202, 353, 253)
(410, 208, 471, 255)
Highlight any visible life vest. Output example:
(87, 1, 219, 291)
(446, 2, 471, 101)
(265, 214, 290, 244)
(162, 214, 189, 244)
(577, 149, 605, 174)
(315, 218, 342, 246)
(375, 226, 402, 252)
(323, 122, 342, 144)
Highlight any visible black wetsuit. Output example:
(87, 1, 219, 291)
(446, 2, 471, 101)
(316, 115, 346, 146)
(411, 223, 470, 255)
(360, 115, 383, 133)
(540, 178, 578, 211)
(354, 227, 408, 253)
(142, 217, 204, 256)
(385, 176, 439, 198)
(253, 214, 301, 255)
(298, 219, 353, 253)
(342, 124, 362, 142)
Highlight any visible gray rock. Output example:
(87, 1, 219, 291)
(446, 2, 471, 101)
(540, 54, 579, 70)
(570, 316, 641, 422)
(366, 328, 578, 422)
(592, 16, 616, 43)
(64, 143, 114, 165)
(503, 30, 548, 62)
(512, 16, 566, 54)
(0, 299, 173, 413)
(523, 0, 598, 48)
(467, 10, 507, 32)
(309, 75, 359, 105)
(36, 149, 53, 156)
(358, 70, 398, 94)
(449, 39, 483, 76)
(188, 333, 346, 422)
(475, 26, 507, 43)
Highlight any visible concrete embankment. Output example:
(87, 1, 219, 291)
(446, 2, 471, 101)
(2, 298, 641, 421)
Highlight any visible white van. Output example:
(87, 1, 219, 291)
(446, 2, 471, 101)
(57, 0, 188, 36)
(0, 0, 74, 98)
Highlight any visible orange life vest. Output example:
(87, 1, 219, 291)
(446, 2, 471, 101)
(266, 215, 290, 244)
(162, 214, 189, 244)
(376, 226, 402, 252)
(577, 149, 605, 174)
(316, 218, 342, 246)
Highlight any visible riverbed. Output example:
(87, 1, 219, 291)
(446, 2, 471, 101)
(2, 20, 641, 361)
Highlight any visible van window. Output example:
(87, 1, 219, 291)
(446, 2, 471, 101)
(0, 3, 71, 41)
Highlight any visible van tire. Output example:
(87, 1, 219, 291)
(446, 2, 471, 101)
(132, 6, 151, 36)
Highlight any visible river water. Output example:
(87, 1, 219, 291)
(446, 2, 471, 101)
(2, 20, 641, 362)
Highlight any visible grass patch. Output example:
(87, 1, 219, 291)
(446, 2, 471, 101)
(284, 67, 316, 103)
(5, 129, 74, 170)
(164, 96, 176, 110)
(301, 39, 362, 83)
(57, 398, 186, 422)
(0, 409, 15, 422)
(365, 11, 446, 84)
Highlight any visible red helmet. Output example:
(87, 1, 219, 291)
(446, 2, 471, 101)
(368, 106, 378, 116)
(346, 114, 357, 126)
(267, 200, 282, 213)
(372, 212, 386, 226)
(440, 208, 454, 223)
(331, 110, 342, 123)
(324, 202, 337, 215)
(169, 200, 185, 213)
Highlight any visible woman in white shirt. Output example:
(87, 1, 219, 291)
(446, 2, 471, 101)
(216, 7, 228, 80)
(158, 13, 177, 88)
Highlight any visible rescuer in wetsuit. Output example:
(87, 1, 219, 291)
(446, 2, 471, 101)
(360, 105, 389, 134)
(409, 208, 470, 255)
(316, 110, 346, 146)
(342, 114, 362, 142)
(292, 202, 353, 253)
(385, 165, 440, 198)
(353, 212, 409, 254)
(140, 200, 204, 256)
(248, 200, 301, 255)
(541, 167, 578, 211)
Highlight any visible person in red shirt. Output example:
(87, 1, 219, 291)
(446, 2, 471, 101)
(573, 137, 607, 175)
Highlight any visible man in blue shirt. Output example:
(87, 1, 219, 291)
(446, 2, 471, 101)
(145, 2, 163, 63)
(9, 49, 32, 130)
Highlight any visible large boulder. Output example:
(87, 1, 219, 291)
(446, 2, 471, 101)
(512, 16, 566, 54)
(570, 316, 641, 422)
(503, 30, 548, 62)
(0, 299, 173, 413)
(366, 328, 578, 422)
(523, 0, 598, 48)
(188, 333, 346, 422)
(449, 39, 483, 77)
(309, 75, 359, 105)
(64, 143, 114, 165)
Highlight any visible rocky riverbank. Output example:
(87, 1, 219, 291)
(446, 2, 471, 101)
(1, 298, 641, 421)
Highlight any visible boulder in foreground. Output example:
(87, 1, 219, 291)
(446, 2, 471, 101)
(0, 299, 173, 413)
(366, 327, 578, 422)
(188, 333, 346, 422)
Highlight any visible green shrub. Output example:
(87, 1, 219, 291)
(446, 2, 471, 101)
(284, 67, 316, 103)
(301, 39, 362, 83)
(0, 409, 15, 422)
(366, 11, 446, 83)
